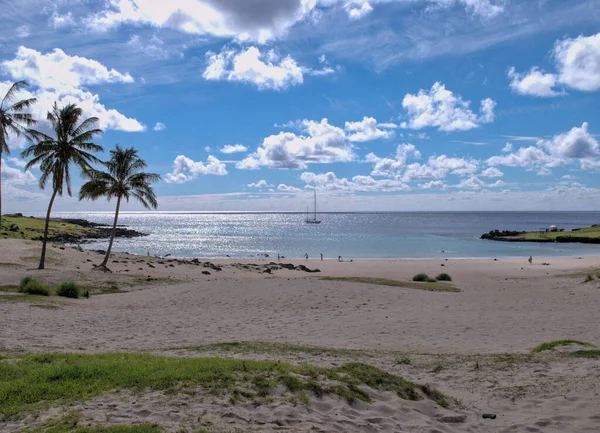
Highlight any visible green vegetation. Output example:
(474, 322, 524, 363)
(322, 276, 460, 292)
(56, 281, 81, 299)
(328, 276, 459, 292)
(23, 412, 161, 433)
(0, 215, 99, 241)
(486, 225, 600, 243)
(412, 273, 430, 282)
(0, 353, 449, 419)
(19, 277, 51, 296)
(531, 340, 596, 353)
(435, 273, 452, 282)
(569, 350, 600, 359)
(584, 274, 595, 283)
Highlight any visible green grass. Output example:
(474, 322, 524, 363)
(531, 340, 596, 353)
(22, 411, 162, 433)
(322, 276, 461, 293)
(0, 353, 449, 419)
(569, 350, 600, 359)
(0, 294, 61, 306)
(435, 273, 452, 282)
(179, 341, 373, 358)
(0, 216, 96, 241)
(19, 277, 51, 296)
(56, 282, 81, 299)
(505, 225, 600, 241)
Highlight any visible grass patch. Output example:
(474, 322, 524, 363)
(19, 277, 51, 296)
(0, 294, 60, 306)
(584, 274, 595, 283)
(531, 340, 596, 353)
(569, 350, 600, 359)
(435, 273, 452, 282)
(0, 284, 20, 293)
(412, 273, 430, 282)
(322, 276, 461, 293)
(0, 216, 98, 242)
(0, 353, 449, 419)
(56, 282, 81, 299)
(23, 411, 161, 433)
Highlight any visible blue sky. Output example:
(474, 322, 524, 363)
(2, 0, 600, 212)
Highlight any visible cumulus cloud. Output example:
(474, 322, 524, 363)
(366, 143, 421, 176)
(401, 155, 479, 182)
(400, 82, 496, 132)
(1, 160, 36, 186)
(507, 67, 561, 97)
(16, 25, 29, 38)
(2, 46, 134, 92)
(554, 32, 600, 92)
(238, 118, 354, 170)
(153, 122, 166, 131)
(165, 155, 228, 183)
(277, 184, 301, 192)
(420, 180, 448, 189)
(487, 122, 599, 173)
(508, 32, 600, 97)
(343, 0, 374, 19)
(481, 167, 503, 177)
(300, 171, 410, 192)
(203, 46, 333, 91)
(248, 180, 271, 188)
(220, 144, 248, 154)
(345, 117, 396, 142)
(0, 47, 143, 133)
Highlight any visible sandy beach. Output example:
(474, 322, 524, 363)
(1, 238, 600, 432)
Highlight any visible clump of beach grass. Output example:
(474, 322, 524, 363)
(0, 353, 451, 419)
(412, 273, 430, 282)
(584, 274, 595, 283)
(26, 411, 161, 433)
(322, 276, 460, 293)
(18, 277, 51, 296)
(569, 350, 600, 359)
(56, 282, 81, 299)
(435, 273, 452, 282)
(531, 340, 596, 353)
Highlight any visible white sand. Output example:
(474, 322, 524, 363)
(1, 238, 600, 432)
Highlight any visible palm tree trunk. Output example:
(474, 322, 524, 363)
(38, 188, 58, 270)
(100, 195, 121, 269)
(0, 150, 3, 228)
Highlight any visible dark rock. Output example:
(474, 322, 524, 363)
(440, 415, 467, 423)
(4, 213, 23, 217)
(9, 224, 19, 232)
(202, 271, 211, 275)
(482, 414, 497, 420)
(296, 264, 321, 273)
(203, 262, 222, 271)
(147, 263, 155, 268)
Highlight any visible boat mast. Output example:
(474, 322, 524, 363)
(313, 189, 317, 220)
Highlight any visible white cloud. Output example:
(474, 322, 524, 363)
(507, 67, 561, 97)
(16, 25, 29, 38)
(509, 32, 600, 97)
(481, 167, 503, 177)
(457, 175, 485, 190)
(487, 146, 556, 170)
(83, 0, 320, 43)
(300, 171, 410, 192)
(0, 48, 143, 133)
(402, 155, 479, 182)
(400, 82, 496, 131)
(203, 46, 333, 91)
(2, 46, 134, 92)
(165, 155, 228, 183)
(220, 144, 248, 154)
(127, 34, 183, 59)
(540, 122, 599, 160)
(248, 180, 272, 188)
(51, 12, 75, 29)
(1, 160, 36, 186)
(488, 180, 505, 188)
(502, 142, 513, 153)
(420, 180, 448, 189)
(344, 117, 396, 142)
(344, 0, 374, 19)
(366, 143, 421, 176)
(153, 122, 166, 131)
(277, 184, 301, 192)
(239, 118, 354, 170)
(554, 32, 600, 92)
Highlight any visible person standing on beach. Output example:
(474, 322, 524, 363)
(305, 253, 309, 260)
(320, 253, 323, 261)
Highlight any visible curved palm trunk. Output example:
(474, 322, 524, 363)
(38, 188, 58, 270)
(99, 195, 121, 269)
(0, 150, 3, 228)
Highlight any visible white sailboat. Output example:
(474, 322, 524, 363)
(305, 189, 321, 224)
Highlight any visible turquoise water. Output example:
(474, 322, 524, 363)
(42, 211, 600, 260)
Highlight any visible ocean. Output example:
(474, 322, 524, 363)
(38, 211, 600, 260)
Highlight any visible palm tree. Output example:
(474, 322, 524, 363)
(0, 81, 37, 226)
(79, 145, 160, 271)
(21, 103, 104, 270)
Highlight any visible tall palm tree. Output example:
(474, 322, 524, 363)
(21, 103, 104, 270)
(0, 81, 37, 226)
(79, 145, 160, 271)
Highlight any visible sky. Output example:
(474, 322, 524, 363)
(1, 0, 600, 212)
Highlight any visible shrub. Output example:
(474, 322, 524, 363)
(412, 273, 430, 282)
(19, 277, 51, 296)
(584, 274, 594, 283)
(436, 273, 452, 282)
(56, 281, 81, 299)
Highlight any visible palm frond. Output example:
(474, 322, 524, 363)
(1, 80, 29, 109)
(8, 97, 37, 114)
